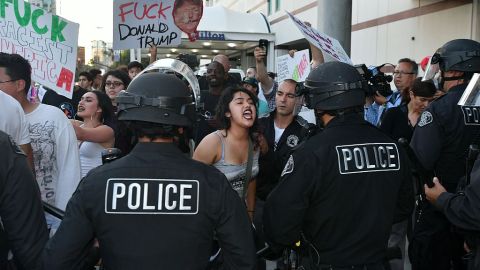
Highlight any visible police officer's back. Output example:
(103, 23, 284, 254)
(0, 130, 48, 270)
(43, 73, 256, 270)
(263, 62, 414, 269)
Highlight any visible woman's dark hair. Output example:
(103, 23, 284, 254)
(88, 90, 117, 128)
(411, 78, 436, 98)
(100, 69, 131, 92)
(215, 86, 260, 147)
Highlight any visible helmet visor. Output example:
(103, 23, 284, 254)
(422, 54, 441, 82)
(458, 73, 480, 106)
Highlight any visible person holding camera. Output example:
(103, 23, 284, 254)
(263, 62, 414, 270)
(43, 73, 256, 270)
(364, 83, 395, 127)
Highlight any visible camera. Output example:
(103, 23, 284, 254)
(354, 64, 393, 97)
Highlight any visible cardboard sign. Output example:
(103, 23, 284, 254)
(286, 11, 352, 65)
(113, 0, 183, 50)
(276, 49, 311, 83)
(0, 0, 79, 99)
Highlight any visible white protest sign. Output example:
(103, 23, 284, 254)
(113, 0, 183, 50)
(276, 49, 311, 83)
(0, 0, 79, 99)
(286, 11, 352, 65)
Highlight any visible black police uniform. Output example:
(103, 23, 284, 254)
(256, 113, 313, 200)
(263, 113, 414, 269)
(43, 142, 256, 270)
(409, 83, 480, 270)
(411, 83, 480, 192)
(0, 130, 48, 270)
(433, 156, 480, 270)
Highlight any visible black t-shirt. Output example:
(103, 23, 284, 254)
(195, 91, 221, 146)
(42, 88, 88, 119)
(380, 105, 414, 142)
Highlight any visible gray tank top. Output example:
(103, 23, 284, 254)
(212, 131, 259, 197)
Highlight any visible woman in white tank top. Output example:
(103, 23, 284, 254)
(193, 86, 260, 221)
(71, 91, 116, 177)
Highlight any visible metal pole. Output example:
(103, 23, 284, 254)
(317, 0, 352, 56)
(473, 0, 480, 41)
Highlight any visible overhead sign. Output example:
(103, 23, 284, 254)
(276, 49, 311, 83)
(286, 11, 352, 65)
(197, 31, 225, 41)
(0, 0, 79, 99)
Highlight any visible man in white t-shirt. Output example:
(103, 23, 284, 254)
(0, 53, 80, 213)
(0, 90, 34, 170)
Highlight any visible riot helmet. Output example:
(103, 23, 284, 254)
(116, 73, 195, 127)
(303, 61, 367, 111)
(423, 39, 480, 88)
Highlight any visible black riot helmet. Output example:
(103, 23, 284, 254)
(303, 61, 367, 111)
(116, 73, 195, 127)
(432, 39, 480, 73)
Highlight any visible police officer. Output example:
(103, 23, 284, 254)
(43, 73, 256, 269)
(263, 62, 414, 270)
(409, 39, 480, 270)
(425, 170, 480, 270)
(0, 130, 48, 270)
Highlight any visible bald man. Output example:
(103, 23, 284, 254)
(213, 54, 240, 87)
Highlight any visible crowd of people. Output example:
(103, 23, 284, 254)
(1, 37, 480, 270)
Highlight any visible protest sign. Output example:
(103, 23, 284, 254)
(286, 11, 352, 65)
(276, 49, 311, 83)
(113, 0, 184, 49)
(0, 0, 79, 99)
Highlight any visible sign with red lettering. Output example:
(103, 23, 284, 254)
(113, 0, 183, 49)
(276, 49, 311, 83)
(286, 11, 352, 65)
(0, 0, 79, 99)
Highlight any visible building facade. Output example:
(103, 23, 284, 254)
(209, 0, 479, 69)
(28, 0, 56, 14)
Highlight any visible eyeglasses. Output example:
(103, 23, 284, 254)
(0, 79, 18, 84)
(105, 81, 124, 88)
(393, 71, 415, 76)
